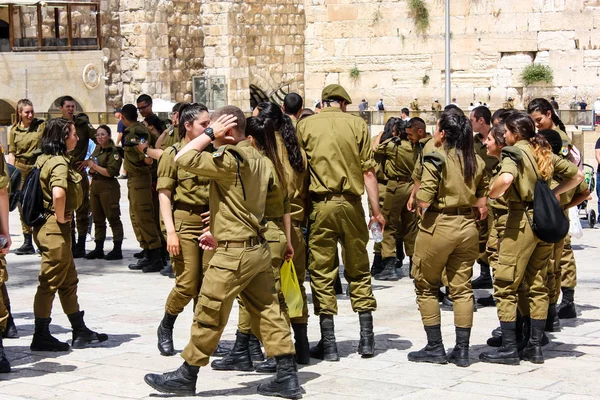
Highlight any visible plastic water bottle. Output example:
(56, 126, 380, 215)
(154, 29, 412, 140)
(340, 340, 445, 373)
(370, 222, 383, 243)
(0, 235, 7, 249)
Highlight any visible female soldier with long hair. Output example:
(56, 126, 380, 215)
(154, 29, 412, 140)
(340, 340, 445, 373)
(31, 118, 108, 352)
(81, 125, 124, 260)
(8, 99, 45, 255)
(407, 111, 488, 368)
(253, 102, 311, 363)
(480, 112, 583, 365)
(211, 115, 293, 373)
(153, 103, 213, 356)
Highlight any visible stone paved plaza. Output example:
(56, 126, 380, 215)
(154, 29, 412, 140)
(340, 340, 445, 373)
(1, 185, 600, 400)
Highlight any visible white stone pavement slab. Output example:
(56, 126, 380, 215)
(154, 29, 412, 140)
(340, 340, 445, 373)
(1, 183, 600, 399)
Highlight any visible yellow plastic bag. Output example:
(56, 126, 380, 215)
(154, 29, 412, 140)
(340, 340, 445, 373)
(280, 260, 303, 319)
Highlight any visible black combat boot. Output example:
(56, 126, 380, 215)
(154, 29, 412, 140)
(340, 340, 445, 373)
(479, 321, 520, 365)
(144, 361, 198, 395)
(440, 287, 453, 311)
(212, 342, 230, 357)
(14, 233, 35, 255)
(292, 323, 310, 364)
(142, 248, 164, 273)
(211, 331, 254, 371)
(160, 263, 174, 277)
(157, 312, 177, 356)
(104, 241, 123, 260)
(309, 315, 339, 361)
(395, 240, 405, 269)
(0, 332, 10, 373)
(489, 314, 524, 348)
(370, 253, 383, 276)
(333, 274, 343, 295)
(67, 311, 108, 348)
(545, 303, 560, 332)
(520, 319, 545, 364)
(72, 235, 87, 258)
(257, 354, 303, 399)
(477, 295, 496, 307)
(407, 325, 447, 364)
(3, 305, 18, 339)
(249, 333, 265, 362)
(133, 249, 145, 259)
(374, 257, 400, 281)
(358, 311, 375, 357)
(557, 287, 577, 319)
(85, 241, 104, 260)
(30, 317, 70, 352)
(255, 357, 277, 373)
(471, 262, 493, 289)
(447, 327, 470, 367)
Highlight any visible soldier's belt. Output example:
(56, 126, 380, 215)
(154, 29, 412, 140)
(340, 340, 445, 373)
(429, 207, 474, 216)
(492, 208, 508, 217)
(15, 157, 36, 166)
(311, 193, 361, 203)
(391, 176, 413, 183)
(218, 236, 264, 248)
(174, 201, 209, 214)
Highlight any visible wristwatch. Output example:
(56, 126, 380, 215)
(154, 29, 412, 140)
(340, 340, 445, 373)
(204, 127, 215, 141)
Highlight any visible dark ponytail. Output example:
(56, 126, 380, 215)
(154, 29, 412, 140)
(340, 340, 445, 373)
(438, 111, 477, 185)
(178, 102, 209, 139)
(527, 98, 566, 133)
(255, 102, 304, 173)
(246, 116, 287, 190)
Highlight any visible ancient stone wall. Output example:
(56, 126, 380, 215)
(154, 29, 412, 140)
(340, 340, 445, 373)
(303, 0, 600, 110)
(101, 0, 123, 108)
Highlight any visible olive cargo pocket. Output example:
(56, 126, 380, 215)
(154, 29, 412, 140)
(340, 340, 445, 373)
(495, 254, 516, 282)
(196, 295, 222, 327)
(411, 255, 424, 281)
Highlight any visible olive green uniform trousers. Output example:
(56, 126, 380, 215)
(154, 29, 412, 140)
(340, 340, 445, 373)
(381, 180, 417, 259)
(372, 182, 386, 255)
(308, 196, 377, 315)
(477, 204, 494, 266)
(32, 215, 80, 318)
(15, 160, 35, 234)
(0, 258, 8, 331)
(74, 169, 90, 236)
(182, 242, 295, 366)
(290, 224, 309, 324)
(560, 234, 577, 288)
(127, 174, 161, 250)
(412, 212, 478, 328)
(493, 209, 552, 322)
(165, 208, 211, 315)
(90, 179, 124, 242)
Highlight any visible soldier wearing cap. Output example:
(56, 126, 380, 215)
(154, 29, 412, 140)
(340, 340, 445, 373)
(431, 99, 442, 112)
(296, 84, 383, 361)
(410, 97, 420, 111)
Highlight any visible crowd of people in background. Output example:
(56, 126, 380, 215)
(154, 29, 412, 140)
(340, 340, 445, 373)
(0, 86, 595, 399)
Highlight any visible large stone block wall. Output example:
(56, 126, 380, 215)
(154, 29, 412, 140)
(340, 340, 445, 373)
(303, 0, 600, 110)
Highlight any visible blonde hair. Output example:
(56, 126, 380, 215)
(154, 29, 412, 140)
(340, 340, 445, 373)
(13, 99, 34, 128)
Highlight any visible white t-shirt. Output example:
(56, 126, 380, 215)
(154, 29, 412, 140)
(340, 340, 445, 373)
(593, 100, 600, 113)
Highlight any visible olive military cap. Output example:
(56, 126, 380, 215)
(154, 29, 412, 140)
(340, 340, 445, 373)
(321, 84, 352, 104)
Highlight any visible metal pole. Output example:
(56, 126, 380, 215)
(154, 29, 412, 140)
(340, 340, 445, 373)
(445, 0, 451, 105)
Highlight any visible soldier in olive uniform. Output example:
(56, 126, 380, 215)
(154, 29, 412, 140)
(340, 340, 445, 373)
(410, 97, 420, 111)
(407, 111, 488, 367)
(120, 105, 163, 273)
(0, 144, 13, 372)
(58, 96, 96, 258)
(480, 112, 583, 365)
(152, 103, 212, 356)
(373, 119, 417, 280)
(8, 99, 45, 255)
(431, 99, 442, 112)
(31, 118, 107, 352)
(503, 97, 515, 109)
(469, 106, 500, 290)
(144, 106, 302, 399)
(297, 84, 382, 361)
(156, 102, 183, 151)
(80, 125, 124, 260)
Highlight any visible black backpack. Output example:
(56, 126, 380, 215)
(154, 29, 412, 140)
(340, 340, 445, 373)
(377, 102, 385, 111)
(7, 163, 21, 212)
(20, 164, 47, 227)
(516, 152, 568, 243)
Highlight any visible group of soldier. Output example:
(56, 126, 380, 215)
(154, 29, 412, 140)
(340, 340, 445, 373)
(0, 84, 591, 399)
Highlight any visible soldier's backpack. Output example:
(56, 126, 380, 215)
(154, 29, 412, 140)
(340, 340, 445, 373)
(7, 163, 21, 212)
(20, 165, 47, 227)
(516, 151, 568, 243)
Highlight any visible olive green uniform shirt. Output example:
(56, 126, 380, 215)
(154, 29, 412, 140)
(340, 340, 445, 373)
(123, 122, 151, 177)
(156, 140, 210, 207)
(297, 107, 376, 196)
(161, 126, 179, 150)
(498, 140, 579, 203)
(410, 101, 420, 111)
(0, 148, 10, 190)
(375, 137, 414, 180)
(175, 140, 270, 242)
(412, 135, 436, 182)
(36, 154, 83, 213)
(276, 134, 308, 224)
(89, 140, 122, 179)
(69, 115, 96, 164)
(8, 119, 45, 160)
(489, 164, 508, 211)
(417, 148, 488, 208)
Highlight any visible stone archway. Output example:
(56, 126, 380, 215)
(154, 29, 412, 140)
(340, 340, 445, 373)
(0, 99, 16, 150)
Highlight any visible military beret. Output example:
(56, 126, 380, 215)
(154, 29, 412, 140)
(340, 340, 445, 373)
(321, 84, 352, 104)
